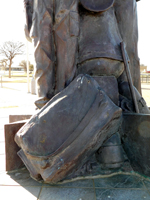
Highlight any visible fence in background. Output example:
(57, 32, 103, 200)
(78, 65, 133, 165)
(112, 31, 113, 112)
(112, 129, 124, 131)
(141, 73, 150, 83)
(0, 75, 2, 88)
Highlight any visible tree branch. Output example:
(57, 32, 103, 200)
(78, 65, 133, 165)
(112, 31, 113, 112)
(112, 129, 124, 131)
(0, 41, 25, 78)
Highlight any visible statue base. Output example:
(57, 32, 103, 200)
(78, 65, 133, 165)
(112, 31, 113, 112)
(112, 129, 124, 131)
(5, 113, 150, 184)
(4, 115, 32, 171)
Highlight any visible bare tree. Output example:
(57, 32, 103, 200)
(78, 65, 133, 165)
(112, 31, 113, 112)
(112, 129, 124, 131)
(0, 41, 25, 78)
(0, 59, 8, 71)
(19, 60, 34, 72)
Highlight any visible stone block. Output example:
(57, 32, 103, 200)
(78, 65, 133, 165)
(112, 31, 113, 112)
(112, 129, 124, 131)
(4, 121, 26, 171)
(9, 115, 32, 123)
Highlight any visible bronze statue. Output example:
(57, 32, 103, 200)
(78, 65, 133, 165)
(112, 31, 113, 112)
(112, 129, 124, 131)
(15, 0, 150, 184)
(24, 0, 141, 108)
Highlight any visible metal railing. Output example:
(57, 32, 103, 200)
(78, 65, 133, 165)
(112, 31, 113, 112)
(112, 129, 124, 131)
(0, 75, 2, 88)
(141, 73, 150, 83)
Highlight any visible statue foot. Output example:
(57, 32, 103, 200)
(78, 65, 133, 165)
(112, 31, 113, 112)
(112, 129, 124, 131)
(35, 97, 50, 109)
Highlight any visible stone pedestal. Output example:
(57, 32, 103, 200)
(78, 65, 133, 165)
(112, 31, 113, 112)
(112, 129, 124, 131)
(9, 115, 32, 123)
(5, 121, 26, 171)
(5, 115, 32, 172)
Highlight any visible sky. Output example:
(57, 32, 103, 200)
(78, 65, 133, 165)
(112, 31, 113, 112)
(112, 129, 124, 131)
(0, 0, 150, 69)
(137, 0, 150, 69)
(0, 1, 25, 44)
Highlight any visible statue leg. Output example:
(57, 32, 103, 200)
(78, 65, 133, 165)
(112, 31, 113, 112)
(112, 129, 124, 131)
(34, 44, 55, 108)
(30, 0, 55, 109)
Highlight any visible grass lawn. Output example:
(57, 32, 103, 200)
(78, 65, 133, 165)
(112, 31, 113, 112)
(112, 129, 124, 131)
(0, 72, 33, 83)
(3, 72, 33, 77)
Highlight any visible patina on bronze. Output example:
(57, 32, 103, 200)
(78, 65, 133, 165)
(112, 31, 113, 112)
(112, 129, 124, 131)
(14, 0, 150, 184)
(15, 75, 122, 183)
(24, 0, 141, 103)
(80, 0, 114, 12)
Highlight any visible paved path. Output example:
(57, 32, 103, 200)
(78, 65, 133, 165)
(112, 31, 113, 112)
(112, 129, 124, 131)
(0, 82, 150, 199)
(0, 168, 150, 200)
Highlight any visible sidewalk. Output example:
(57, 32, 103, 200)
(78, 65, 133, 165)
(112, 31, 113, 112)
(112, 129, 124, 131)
(0, 83, 150, 200)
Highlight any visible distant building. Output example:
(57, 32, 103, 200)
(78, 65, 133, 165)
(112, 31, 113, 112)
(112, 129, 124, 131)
(140, 64, 147, 73)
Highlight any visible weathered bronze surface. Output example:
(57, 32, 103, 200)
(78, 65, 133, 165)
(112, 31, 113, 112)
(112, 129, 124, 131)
(93, 76, 119, 106)
(121, 113, 150, 176)
(12, 0, 150, 184)
(24, 0, 141, 99)
(15, 75, 122, 183)
(121, 42, 139, 113)
(80, 0, 114, 12)
(96, 132, 124, 169)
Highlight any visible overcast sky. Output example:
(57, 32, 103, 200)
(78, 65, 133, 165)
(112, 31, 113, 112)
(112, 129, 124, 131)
(0, 0, 150, 68)
(0, 1, 25, 44)
(137, 0, 150, 69)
